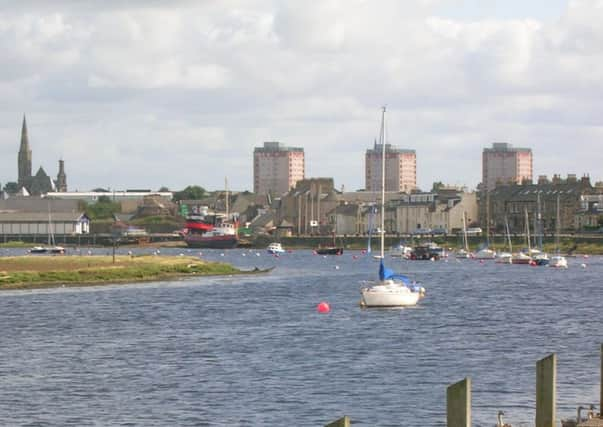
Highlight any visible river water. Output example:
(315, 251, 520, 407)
(0, 247, 601, 426)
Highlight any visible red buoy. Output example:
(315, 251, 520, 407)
(317, 301, 330, 314)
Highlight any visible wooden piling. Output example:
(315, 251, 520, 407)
(536, 353, 557, 427)
(324, 416, 350, 427)
(447, 377, 471, 427)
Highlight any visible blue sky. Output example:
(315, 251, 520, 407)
(0, 0, 601, 193)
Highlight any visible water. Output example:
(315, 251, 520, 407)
(1, 248, 602, 426)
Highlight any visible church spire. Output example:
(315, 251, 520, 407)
(18, 114, 32, 191)
(20, 115, 29, 150)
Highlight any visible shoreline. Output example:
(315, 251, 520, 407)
(0, 255, 274, 292)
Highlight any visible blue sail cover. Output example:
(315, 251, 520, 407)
(378, 260, 411, 285)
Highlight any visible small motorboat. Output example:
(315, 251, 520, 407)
(267, 242, 285, 254)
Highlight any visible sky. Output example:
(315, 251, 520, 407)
(0, 0, 601, 193)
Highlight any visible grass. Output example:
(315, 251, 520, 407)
(0, 255, 243, 290)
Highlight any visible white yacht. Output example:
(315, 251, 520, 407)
(267, 242, 285, 254)
(360, 107, 425, 308)
(474, 248, 496, 259)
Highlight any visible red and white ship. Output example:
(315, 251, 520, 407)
(183, 213, 239, 249)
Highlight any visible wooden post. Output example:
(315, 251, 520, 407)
(600, 343, 602, 418)
(324, 415, 350, 427)
(536, 353, 556, 427)
(447, 377, 471, 427)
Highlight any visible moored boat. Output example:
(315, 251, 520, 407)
(475, 248, 496, 259)
(314, 232, 343, 255)
(549, 254, 568, 268)
(267, 242, 285, 254)
(184, 220, 238, 249)
(496, 252, 512, 264)
(511, 251, 532, 264)
(389, 242, 412, 258)
(533, 252, 550, 266)
(29, 245, 66, 255)
(315, 245, 343, 255)
(359, 107, 425, 308)
(455, 249, 472, 259)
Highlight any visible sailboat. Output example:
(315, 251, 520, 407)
(456, 212, 472, 259)
(29, 202, 66, 254)
(495, 216, 513, 264)
(533, 192, 550, 266)
(360, 107, 425, 307)
(474, 191, 496, 259)
(511, 208, 532, 264)
(549, 195, 568, 268)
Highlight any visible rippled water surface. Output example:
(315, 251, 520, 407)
(1, 247, 602, 426)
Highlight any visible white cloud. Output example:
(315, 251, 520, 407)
(0, 0, 601, 193)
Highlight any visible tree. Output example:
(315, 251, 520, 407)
(173, 185, 206, 201)
(158, 186, 170, 192)
(3, 182, 19, 194)
(84, 197, 121, 220)
(431, 181, 444, 192)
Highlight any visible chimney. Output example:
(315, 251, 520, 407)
(538, 175, 549, 185)
(567, 174, 577, 183)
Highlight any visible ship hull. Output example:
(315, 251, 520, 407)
(184, 234, 239, 249)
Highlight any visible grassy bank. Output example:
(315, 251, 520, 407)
(0, 255, 243, 290)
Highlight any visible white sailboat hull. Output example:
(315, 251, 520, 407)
(549, 255, 568, 268)
(496, 252, 513, 264)
(475, 248, 496, 259)
(360, 281, 422, 307)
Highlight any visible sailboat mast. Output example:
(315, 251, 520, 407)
(225, 177, 229, 219)
(525, 207, 531, 252)
(380, 106, 386, 258)
(555, 195, 561, 252)
(486, 191, 490, 247)
(462, 212, 468, 251)
(505, 216, 513, 253)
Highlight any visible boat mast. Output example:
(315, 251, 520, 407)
(225, 176, 229, 219)
(380, 106, 386, 259)
(525, 207, 531, 253)
(555, 195, 561, 253)
(505, 216, 513, 253)
(537, 192, 543, 249)
(462, 212, 469, 251)
(47, 200, 55, 246)
(486, 191, 490, 248)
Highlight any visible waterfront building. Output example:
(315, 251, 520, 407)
(276, 178, 338, 235)
(392, 190, 478, 235)
(253, 141, 305, 197)
(482, 142, 532, 191)
(0, 198, 89, 239)
(365, 142, 416, 193)
(482, 174, 596, 233)
(45, 190, 173, 214)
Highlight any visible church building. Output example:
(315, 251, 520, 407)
(17, 115, 68, 196)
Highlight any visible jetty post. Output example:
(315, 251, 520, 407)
(324, 415, 350, 427)
(536, 353, 557, 427)
(447, 377, 471, 427)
